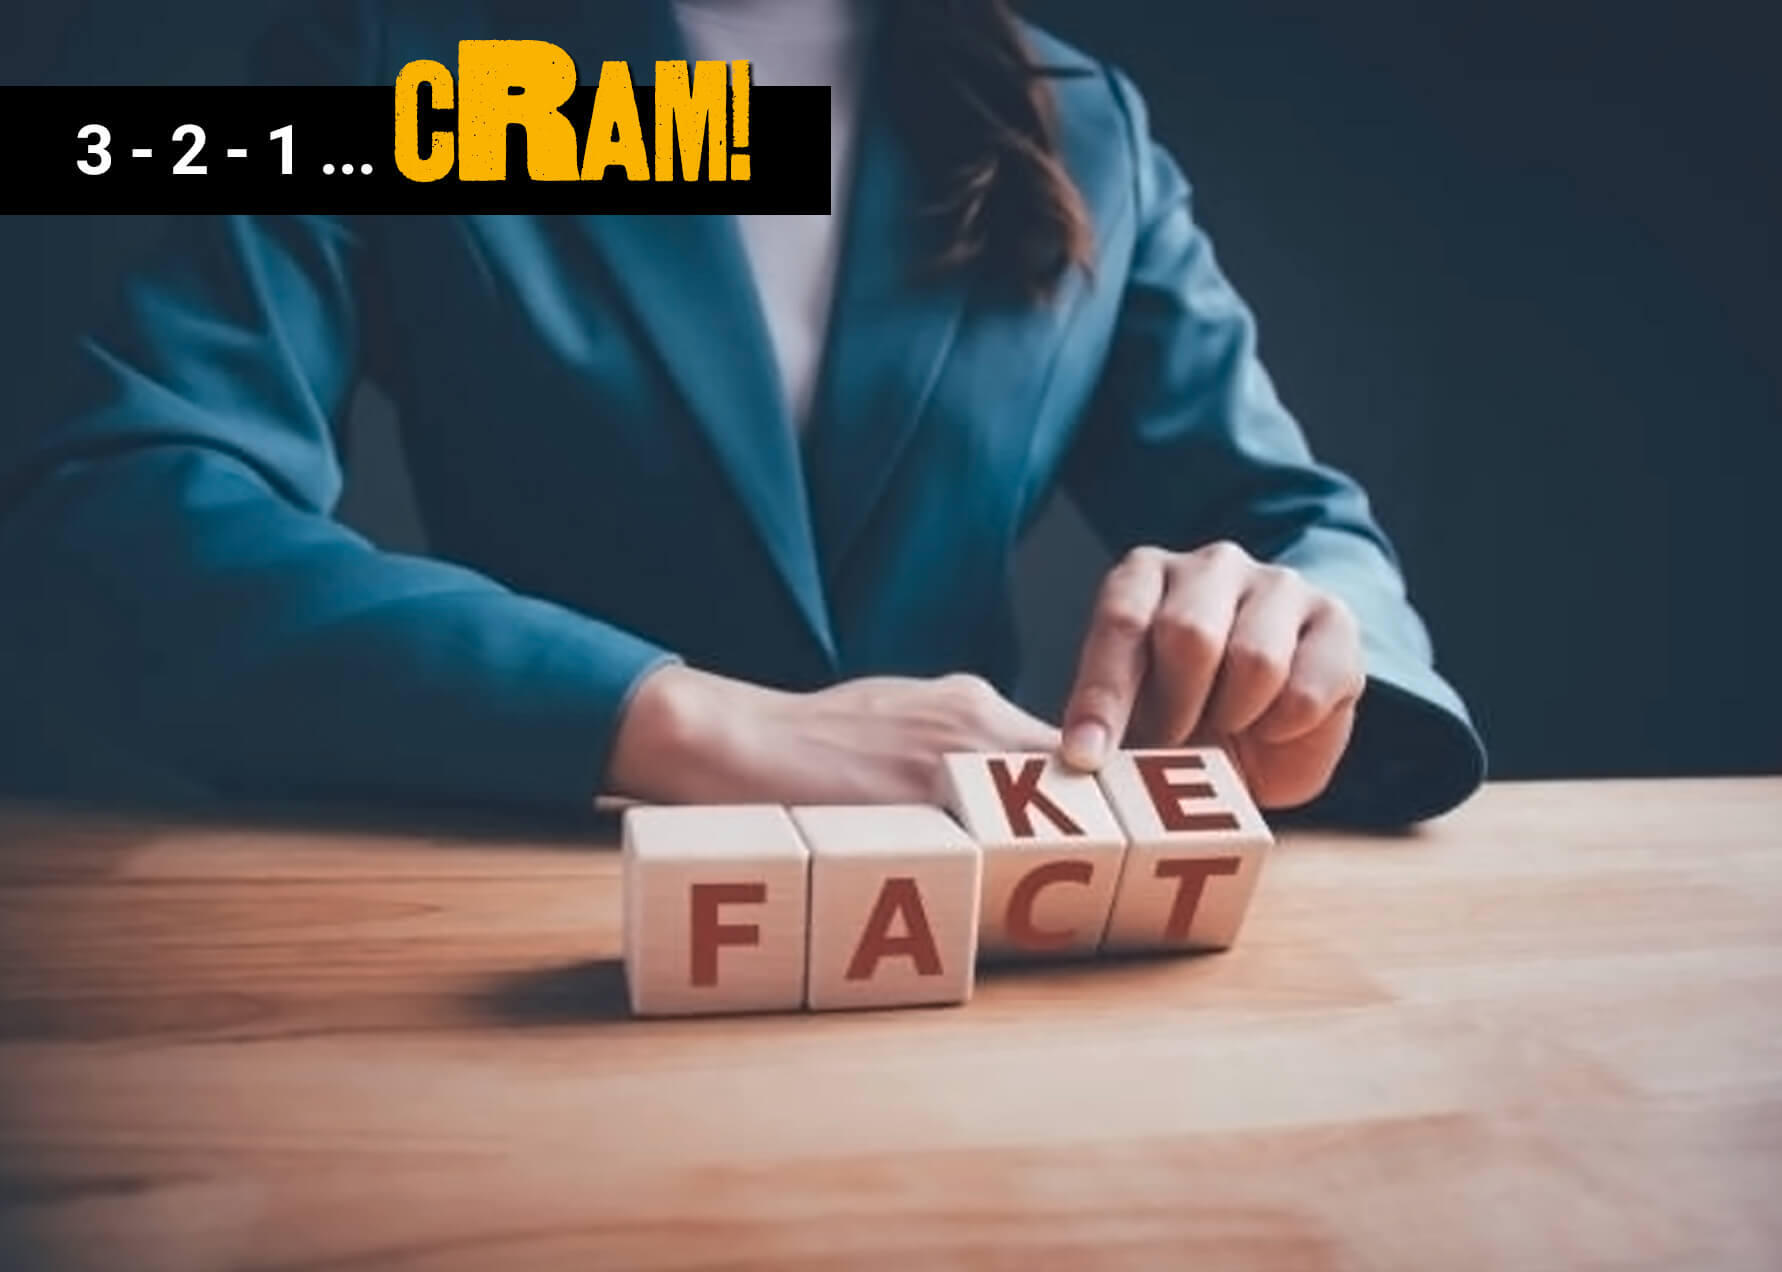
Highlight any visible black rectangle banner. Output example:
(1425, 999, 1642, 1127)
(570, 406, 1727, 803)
(2, 85, 830, 214)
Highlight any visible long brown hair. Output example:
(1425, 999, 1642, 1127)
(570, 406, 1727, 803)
(882, 0, 1095, 302)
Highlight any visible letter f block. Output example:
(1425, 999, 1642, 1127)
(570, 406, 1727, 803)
(622, 805, 810, 1016)
(1094, 748, 1273, 953)
(940, 753, 1127, 960)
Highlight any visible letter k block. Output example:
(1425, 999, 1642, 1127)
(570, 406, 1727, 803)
(941, 753, 1128, 961)
(622, 805, 811, 1017)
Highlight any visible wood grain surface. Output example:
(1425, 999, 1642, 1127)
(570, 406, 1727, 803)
(0, 779, 1777, 1271)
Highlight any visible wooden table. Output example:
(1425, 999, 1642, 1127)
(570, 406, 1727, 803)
(0, 780, 1777, 1271)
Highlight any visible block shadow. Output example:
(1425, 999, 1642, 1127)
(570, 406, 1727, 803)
(466, 957, 636, 1027)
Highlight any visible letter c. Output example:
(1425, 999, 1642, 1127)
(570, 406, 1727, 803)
(1005, 859, 1095, 951)
(395, 59, 456, 182)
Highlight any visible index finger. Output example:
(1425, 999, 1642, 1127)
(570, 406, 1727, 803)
(1060, 548, 1168, 770)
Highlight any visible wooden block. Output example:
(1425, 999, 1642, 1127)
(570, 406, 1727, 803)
(791, 805, 982, 1012)
(622, 805, 810, 1017)
(939, 752, 1128, 961)
(1094, 748, 1273, 953)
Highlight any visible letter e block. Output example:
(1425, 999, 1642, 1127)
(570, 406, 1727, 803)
(622, 805, 810, 1017)
(939, 752, 1127, 961)
(791, 805, 982, 1012)
(1094, 748, 1272, 953)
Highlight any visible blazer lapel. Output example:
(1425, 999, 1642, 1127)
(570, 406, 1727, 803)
(573, 1, 836, 663)
(802, 70, 974, 584)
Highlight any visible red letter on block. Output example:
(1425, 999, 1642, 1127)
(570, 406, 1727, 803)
(1005, 859, 1096, 951)
(1154, 857, 1241, 940)
(1133, 754, 1242, 833)
(689, 881, 766, 987)
(846, 877, 943, 980)
(988, 757, 1085, 838)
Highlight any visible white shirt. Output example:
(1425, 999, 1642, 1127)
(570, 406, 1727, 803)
(671, 0, 873, 431)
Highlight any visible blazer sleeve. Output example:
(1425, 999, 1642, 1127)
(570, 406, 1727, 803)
(1061, 67, 1486, 826)
(0, 7, 677, 809)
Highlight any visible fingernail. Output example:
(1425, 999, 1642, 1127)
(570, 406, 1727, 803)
(1061, 721, 1109, 770)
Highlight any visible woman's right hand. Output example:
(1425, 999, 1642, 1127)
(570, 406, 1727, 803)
(605, 664, 1060, 806)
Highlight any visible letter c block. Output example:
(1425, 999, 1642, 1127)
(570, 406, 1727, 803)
(940, 752, 1127, 960)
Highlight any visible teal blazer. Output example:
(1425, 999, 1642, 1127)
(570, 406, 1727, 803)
(0, 1, 1484, 823)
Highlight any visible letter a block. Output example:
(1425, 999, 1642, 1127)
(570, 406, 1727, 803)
(940, 752, 1126, 961)
(791, 805, 982, 1012)
(1095, 748, 1272, 953)
(622, 805, 811, 1017)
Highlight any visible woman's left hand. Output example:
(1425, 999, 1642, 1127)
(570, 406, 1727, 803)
(1058, 542, 1367, 810)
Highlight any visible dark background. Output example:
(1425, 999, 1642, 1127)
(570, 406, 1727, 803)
(3, 1, 1777, 781)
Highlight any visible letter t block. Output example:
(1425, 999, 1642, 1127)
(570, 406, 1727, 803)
(940, 752, 1127, 960)
(622, 805, 810, 1017)
(1094, 748, 1273, 953)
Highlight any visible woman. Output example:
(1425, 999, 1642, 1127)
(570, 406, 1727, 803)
(0, 0, 1483, 823)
